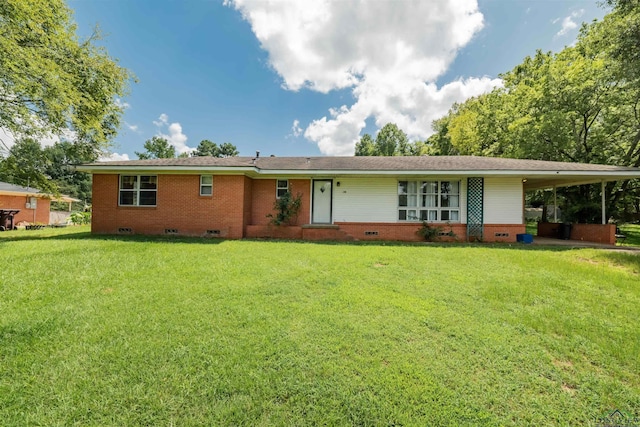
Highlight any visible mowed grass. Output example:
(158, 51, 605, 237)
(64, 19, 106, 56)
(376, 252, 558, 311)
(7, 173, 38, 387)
(1, 227, 639, 426)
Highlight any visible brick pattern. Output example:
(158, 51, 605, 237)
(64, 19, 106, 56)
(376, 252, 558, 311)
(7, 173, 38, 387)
(0, 195, 50, 225)
(92, 174, 247, 238)
(537, 222, 615, 245)
(249, 179, 311, 226)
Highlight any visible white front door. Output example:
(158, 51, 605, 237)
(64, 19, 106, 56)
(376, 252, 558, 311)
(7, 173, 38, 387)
(312, 180, 332, 223)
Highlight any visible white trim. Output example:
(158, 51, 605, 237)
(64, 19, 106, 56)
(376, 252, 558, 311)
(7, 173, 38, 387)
(118, 175, 158, 207)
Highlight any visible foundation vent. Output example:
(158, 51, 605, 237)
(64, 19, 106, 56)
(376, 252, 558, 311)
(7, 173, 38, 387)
(118, 227, 132, 234)
(494, 232, 510, 237)
(165, 228, 179, 234)
(364, 231, 379, 236)
(206, 229, 221, 236)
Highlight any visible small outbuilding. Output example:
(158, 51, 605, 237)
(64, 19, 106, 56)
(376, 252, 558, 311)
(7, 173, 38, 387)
(0, 181, 79, 227)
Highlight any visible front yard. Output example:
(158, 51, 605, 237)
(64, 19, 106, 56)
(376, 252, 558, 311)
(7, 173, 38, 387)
(1, 226, 638, 425)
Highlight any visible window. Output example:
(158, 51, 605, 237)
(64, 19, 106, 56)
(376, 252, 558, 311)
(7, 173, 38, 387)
(200, 175, 213, 196)
(398, 180, 459, 221)
(276, 179, 288, 198)
(119, 175, 157, 206)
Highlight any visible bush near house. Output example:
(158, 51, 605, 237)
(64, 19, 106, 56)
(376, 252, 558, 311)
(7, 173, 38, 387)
(0, 226, 638, 426)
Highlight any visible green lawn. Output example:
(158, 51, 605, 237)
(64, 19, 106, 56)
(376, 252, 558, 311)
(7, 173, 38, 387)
(1, 227, 639, 426)
(619, 223, 640, 246)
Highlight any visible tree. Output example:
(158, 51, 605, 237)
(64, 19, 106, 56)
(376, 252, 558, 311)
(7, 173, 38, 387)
(0, 0, 132, 153)
(354, 134, 375, 156)
(0, 138, 54, 193)
(135, 137, 176, 160)
(43, 141, 96, 202)
(193, 140, 239, 157)
(355, 123, 415, 156)
(375, 123, 410, 155)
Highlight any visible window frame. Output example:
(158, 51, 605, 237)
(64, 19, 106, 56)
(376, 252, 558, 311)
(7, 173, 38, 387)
(200, 175, 213, 196)
(119, 175, 158, 207)
(276, 179, 289, 198)
(398, 179, 460, 222)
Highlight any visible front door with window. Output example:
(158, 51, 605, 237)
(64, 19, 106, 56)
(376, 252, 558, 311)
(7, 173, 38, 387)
(312, 180, 332, 223)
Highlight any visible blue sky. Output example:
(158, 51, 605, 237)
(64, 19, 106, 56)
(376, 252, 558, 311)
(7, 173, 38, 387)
(68, 0, 607, 160)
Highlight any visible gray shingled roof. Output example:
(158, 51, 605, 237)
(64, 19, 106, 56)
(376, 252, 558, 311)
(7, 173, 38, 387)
(0, 181, 41, 194)
(81, 156, 640, 172)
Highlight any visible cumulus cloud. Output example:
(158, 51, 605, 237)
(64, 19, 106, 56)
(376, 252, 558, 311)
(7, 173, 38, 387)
(99, 152, 130, 161)
(152, 113, 193, 155)
(290, 119, 303, 137)
(556, 9, 585, 36)
(115, 98, 131, 110)
(125, 122, 139, 132)
(153, 113, 169, 127)
(227, 0, 499, 154)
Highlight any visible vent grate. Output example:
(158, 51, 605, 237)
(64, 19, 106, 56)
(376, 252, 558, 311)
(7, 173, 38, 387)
(364, 231, 379, 236)
(206, 229, 221, 235)
(118, 227, 132, 234)
(494, 232, 510, 237)
(165, 228, 178, 234)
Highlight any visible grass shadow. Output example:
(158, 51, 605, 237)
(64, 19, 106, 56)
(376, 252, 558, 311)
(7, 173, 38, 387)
(0, 229, 225, 245)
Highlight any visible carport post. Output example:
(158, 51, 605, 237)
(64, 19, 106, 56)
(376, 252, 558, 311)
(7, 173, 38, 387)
(601, 181, 606, 225)
(553, 186, 557, 222)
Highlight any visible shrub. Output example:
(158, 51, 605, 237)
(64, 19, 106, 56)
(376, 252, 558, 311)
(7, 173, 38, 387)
(267, 191, 302, 226)
(70, 211, 91, 225)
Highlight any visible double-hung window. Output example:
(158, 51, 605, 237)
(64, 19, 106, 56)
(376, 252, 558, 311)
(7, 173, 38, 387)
(398, 180, 460, 221)
(200, 175, 213, 196)
(119, 175, 157, 206)
(276, 180, 288, 198)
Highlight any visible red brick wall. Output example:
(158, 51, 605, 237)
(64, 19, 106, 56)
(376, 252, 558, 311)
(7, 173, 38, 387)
(0, 195, 50, 225)
(250, 179, 311, 226)
(91, 174, 247, 238)
(336, 222, 523, 242)
(537, 222, 615, 245)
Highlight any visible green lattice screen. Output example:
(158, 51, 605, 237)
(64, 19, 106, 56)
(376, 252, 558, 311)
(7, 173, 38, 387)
(467, 177, 484, 240)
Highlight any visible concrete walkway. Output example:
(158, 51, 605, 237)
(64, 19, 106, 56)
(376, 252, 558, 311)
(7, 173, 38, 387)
(532, 236, 640, 252)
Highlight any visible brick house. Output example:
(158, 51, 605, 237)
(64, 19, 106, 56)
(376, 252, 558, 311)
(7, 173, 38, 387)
(78, 156, 640, 243)
(0, 181, 80, 228)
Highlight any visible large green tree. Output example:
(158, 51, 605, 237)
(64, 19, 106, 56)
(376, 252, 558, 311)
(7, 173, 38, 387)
(427, 5, 640, 220)
(135, 137, 176, 160)
(0, 0, 132, 153)
(0, 138, 53, 192)
(355, 123, 419, 156)
(193, 140, 239, 157)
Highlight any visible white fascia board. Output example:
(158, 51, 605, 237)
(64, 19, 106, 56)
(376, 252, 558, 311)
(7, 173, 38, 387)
(76, 166, 640, 180)
(75, 165, 259, 175)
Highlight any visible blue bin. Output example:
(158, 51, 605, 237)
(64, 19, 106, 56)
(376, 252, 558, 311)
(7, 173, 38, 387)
(516, 233, 533, 244)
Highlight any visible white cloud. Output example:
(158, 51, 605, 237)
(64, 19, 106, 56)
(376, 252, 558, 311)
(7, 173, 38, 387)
(115, 98, 131, 110)
(125, 122, 139, 132)
(0, 127, 76, 153)
(556, 9, 585, 37)
(152, 113, 193, 155)
(227, 0, 497, 154)
(291, 119, 303, 137)
(99, 152, 130, 161)
(153, 113, 169, 127)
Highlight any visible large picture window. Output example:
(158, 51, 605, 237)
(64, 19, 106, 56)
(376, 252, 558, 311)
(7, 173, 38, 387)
(398, 180, 459, 221)
(119, 175, 157, 206)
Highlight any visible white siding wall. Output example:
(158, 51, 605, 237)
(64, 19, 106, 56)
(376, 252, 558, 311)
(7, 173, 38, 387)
(332, 177, 468, 224)
(333, 178, 397, 222)
(483, 177, 523, 224)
